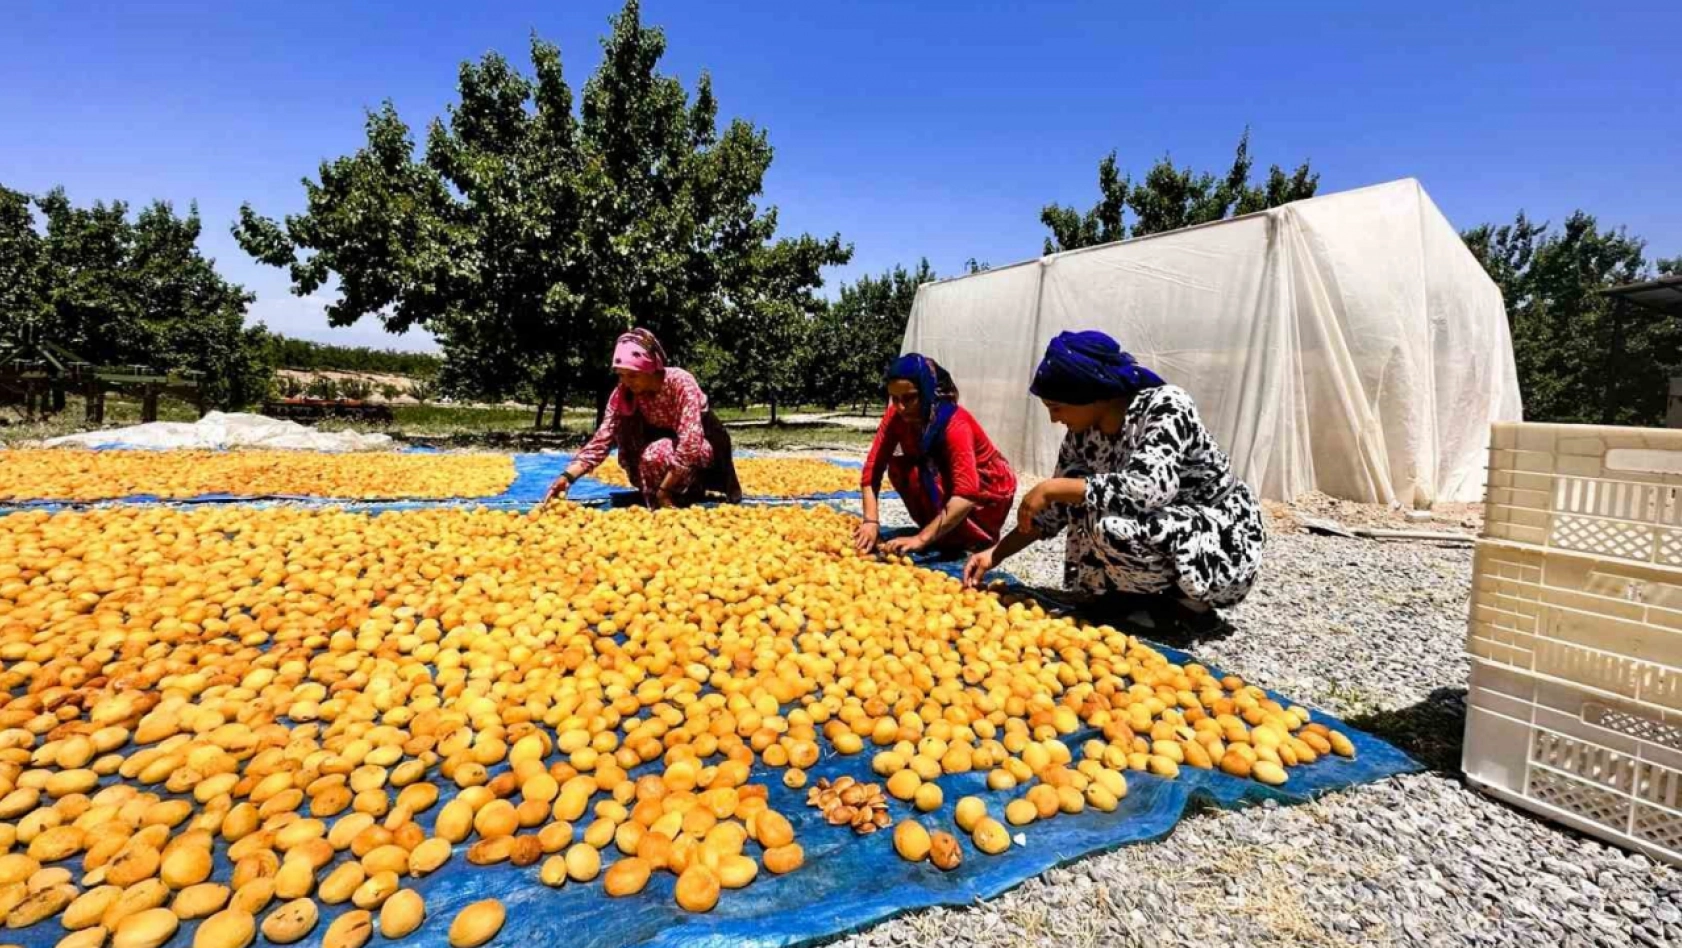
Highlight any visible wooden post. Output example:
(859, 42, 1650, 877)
(85, 384, 105, 424)
(142, 386, 159, 423)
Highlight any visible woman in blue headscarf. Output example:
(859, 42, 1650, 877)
(963, 331, 1265, 620)
(857, 354, 1017, 556)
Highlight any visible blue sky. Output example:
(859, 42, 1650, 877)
(4, 0, 1678, 352)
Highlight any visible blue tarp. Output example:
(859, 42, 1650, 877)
(0, 453, 880, 510)
(0, 474, 1418, 948)
(4, 547, 1417, 948)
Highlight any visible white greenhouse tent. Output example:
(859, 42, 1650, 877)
(902, 178, 1523, 505)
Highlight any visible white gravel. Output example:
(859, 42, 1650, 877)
(828, 491, 1682, 948)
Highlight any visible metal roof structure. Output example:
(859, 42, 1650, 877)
(1601, 274, 1682, 316)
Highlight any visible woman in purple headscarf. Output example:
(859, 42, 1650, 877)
(963, 331, 1265, 620)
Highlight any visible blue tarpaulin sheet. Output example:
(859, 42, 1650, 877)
(0, 453, 880, 510)
(1, 468, 1417, 948)
(5, 547, 1418, 948)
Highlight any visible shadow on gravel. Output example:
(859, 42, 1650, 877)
(1346, 687, 1467, 775)
(1006, 586, 1239, 650)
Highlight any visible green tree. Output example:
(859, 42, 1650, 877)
(274, 374, 307, 398)
(1464, 211, 1679, 425)
(0, 186, 50, 333)
(805, 259, 936, 410)
(1042, 130, 1317, 253)
(338, 377, 373, 400)
(235, 1, 847, 430)
(2, 185, 270, 409)
(265, 335, 441, 376)
(305, 376, 340, 400)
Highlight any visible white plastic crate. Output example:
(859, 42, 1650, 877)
(1464, 661, 1682, 864)
(1466, 421, 1682, 864)
(1484, 422, 1682, 567)
(1467, 541, 1682, 715)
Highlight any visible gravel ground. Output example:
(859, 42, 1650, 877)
(826, 490, 1682, 948)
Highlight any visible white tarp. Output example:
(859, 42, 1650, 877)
(44, 412, 394, 452)
(903, 179, 1522, 504)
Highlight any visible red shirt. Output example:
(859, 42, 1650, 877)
(862, 404, 1017, 504)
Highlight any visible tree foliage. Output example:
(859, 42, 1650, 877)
(1464, 211, 1680, 426)
(801, 259, 936, 410)
(235, 0, 848, 426)
(265, 336, 441, 376)
(0, 184, 271, 408)
(1042, 130, 1317, 253)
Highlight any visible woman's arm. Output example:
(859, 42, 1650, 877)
(883, 495, 977, 554)
(856, 485, 882, 552)
(883, 412, 984, 553)
(1087, 387, 1195, 516)
(853, 408, 899, 552)
(546, 397, 621, 501)
(961, 527, 1038, 588)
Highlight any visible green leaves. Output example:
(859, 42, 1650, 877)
(1042, 129, 1318, 252)
(3, 184, 270, 409)
(1466, 211, 1677, 425)
(235, 0, 846, 418)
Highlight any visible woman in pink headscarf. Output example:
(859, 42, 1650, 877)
(545, 328, 742, 508)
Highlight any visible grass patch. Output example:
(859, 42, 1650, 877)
(729, 425, 875, 451)
(1, 395, 202, 444)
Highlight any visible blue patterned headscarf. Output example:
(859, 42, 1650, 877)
(1030, 331, 1164, 405)
(886, 354, 959, 509)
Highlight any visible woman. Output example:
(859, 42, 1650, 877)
(545, 329, 742, 508)
(856, 354, 1017, 556)
(963, 331, 1265, 619)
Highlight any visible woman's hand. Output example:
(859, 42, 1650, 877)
(652, 488, 676, 509)
(853, 520, 880, 554)
(543, 476, 572, 504)
(1017, 477, 1084, 534)
(962, 547, 997, 588)
(881, 533, 927, 557)
(1016, 483, 1052, 533)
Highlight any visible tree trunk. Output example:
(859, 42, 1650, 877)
(533, 396, 548, 431)
(549, 379, 568, 432)
(769, 395, 778, 426)
(1602, 298, 1626, 425)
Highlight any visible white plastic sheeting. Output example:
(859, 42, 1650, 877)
(903, 179, 1522, 504)
(44, 412, 395, 452)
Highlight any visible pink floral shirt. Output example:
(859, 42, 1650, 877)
(573, 367, 712, 473)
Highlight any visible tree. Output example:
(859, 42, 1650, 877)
(1041, 129, 1317, 253)
(265, 336, 441, 376)
(2, 184, 271, 409)
(409, 377, 439, 404)
(0, 186, 49, 333)
(235, 0, 848, 430)
(274, 374, 307, 398)
(338, 377, 373, 400)
(305, 376, 340, 400)
(804, 259, 936, 410)
(1465, 211, 1679, 425)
